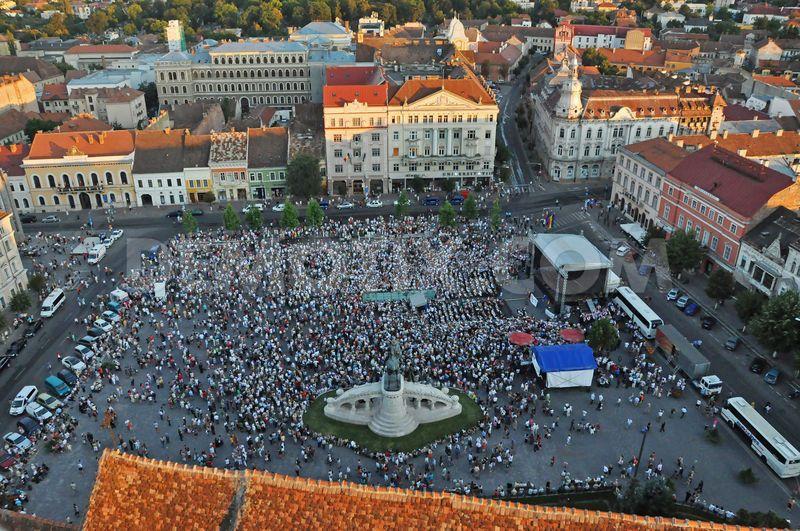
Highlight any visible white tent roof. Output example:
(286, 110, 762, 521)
(532, 233, 612, 273)
(620, 222, 647, 245)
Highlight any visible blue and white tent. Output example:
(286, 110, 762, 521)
(531, 344, 597, 388)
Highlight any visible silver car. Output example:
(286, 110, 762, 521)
(3, 432, 31, 453)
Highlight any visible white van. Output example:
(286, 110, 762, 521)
(10, 385, 38, 416)
(40, 288, 65, 318)
(87, 244, 106, 265)
(109, 289, 129, 303)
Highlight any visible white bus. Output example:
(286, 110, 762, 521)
(40, 288, 65, 318)
(721, 396, 800, 478)
(612, 286, 663, 339)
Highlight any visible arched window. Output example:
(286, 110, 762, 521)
(91, 173, 99, 186)
(62, 174, 70, 187)
(120, 171, 128, 185)
(23, 198, 29, 208)
(32, 175, 41, 188)
(53, 195, 60, 205)
(110, 193, 116, 203)
(13, 199, 18, 208)
(47, 175, 55, 188)
(105, 171, 113, 185)
(38, 196, 45, 206)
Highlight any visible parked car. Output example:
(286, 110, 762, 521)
(271, 203, 285, 212)
(56, 370, 77, 388)
(615, 245, 630, 257)
(165, 210, 182, 218)
(74, 344, 94, 361)
(5, 338, 27, 357)
(724, 337, 741, 351)
(764, 367, 781, 385)
(3, 432, 31, 453)
(683, 303, 700, 316)
(0, 452, 17, 470)
(337, 201, 355, 209)
(366, 199, 383, 208)
(319, 198, 329, 210)
(24, 319, 43, 338)
(423, 196, 440, 207)
(36, 393, 63, 411)
(666, 288, 680, 301)
(25, 402, 52, 423)
(101, 310, 121, 324)
(85, 327, 106, 338)
(700, 316, 717, 329)
(46, 374, 71, 397)
(110, 229, 124, 242)
(62, 356, 86, 374)
(19, 214, 36, 224)
(242, 203, 264, 213)
(40, 215, 59, 224)
(10, 386, 38, 416)
(449, 195, 464, 206)
(0, 355, 12, 372)
(676, 295, 690, 309)
(93, 319, 113, 333)
(16, 417, 40, 437)
(749, 357, 768, 374)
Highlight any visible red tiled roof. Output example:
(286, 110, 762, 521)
(326, 65, 384, 86)
(572, 24, 651, 38)
(41, 82, 67, 101)
(669, 145, 793, 217)
(672, 130, 800, 158)
(0, 144, 30, 176)
(722, 103, 769, 121)
(323, 84, 388, 107)
(65, 44, 136, 55)
(596, 48, 666, 67)
(752, 74, 797, 88)
(56, 115, 113, 133)
(27, 130, 134, 160)
(624, 138, 689, 171)
(388, 78, 493, 106)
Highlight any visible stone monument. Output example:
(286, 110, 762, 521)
(323, 342, 462, 437)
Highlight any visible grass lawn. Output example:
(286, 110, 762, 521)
(303, 389, 483, 453)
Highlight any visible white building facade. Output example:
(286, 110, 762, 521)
(0, 211, 27, 310)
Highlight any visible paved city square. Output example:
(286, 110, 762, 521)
(5, 217, 793, 525)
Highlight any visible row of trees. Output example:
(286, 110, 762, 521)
(666, 229, 799, 362)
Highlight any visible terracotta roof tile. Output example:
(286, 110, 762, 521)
(669, 145, 794, 217)
(623, 138, 690, 171)
(671, 130, 800, 158)
(388, 78, 494, 106)
(27, 130, 134, 159)
(323, 84, 388, 107)
(41, 82, 68, 101)
(752, 74, 797, 88)
(65, 44, 137, 55)
(0, 144, 30, 176)
(56, 115, 113, 132)
(85, 451, 747, 531)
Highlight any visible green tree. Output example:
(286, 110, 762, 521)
(286, 154, 321, 199)
(616, 477, 676, 517)
(463, 193, 478, 220)
(441, 179, 456, 194)
(751, 291, 800, 353)
(27, 273, 46, 295)
(410, 176, 426, 194)
(395, 190, 410, 217)
(490, 199, 501, 231)
(86, 10, 110, 34)
(665, 230, 703, 277)
(44, 13, 69, 37)
(439, 201, 456, 227)
(643, 225, 666, 247)
(706, 269, 735, 301)
(580, 47, 619, 75)
(587, 318, 620, 353)
(306, 198, 324, 227)
(222, 203, 241, 231)
(182, 211, 198, 233)
(203, 191, 216, 203)
(735, 290, 766, 323)
(9, 291, 30, 312)
(245, 208, 262, 230)
(280, 201, 299, 229)
(139, 82, 158, 114)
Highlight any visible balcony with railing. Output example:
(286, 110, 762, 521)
(56, 184, 105, 193)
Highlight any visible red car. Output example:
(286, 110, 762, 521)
(0, 452, 18, 470)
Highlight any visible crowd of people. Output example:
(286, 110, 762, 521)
(8, 214, 756, 523)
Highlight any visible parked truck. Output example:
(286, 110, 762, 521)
(691, 374, 723, 396)
(655, 324, 711, 379)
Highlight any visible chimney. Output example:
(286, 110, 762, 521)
(751, 129, 759, 138)
(710, 130, 717, 140)
(776, 129, 784, 137)
(722, 130, 729, 138)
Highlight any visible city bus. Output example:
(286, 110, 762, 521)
(612, 286, 663, 339)
(721, 396, 800, 478)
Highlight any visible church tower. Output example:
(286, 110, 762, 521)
(555, 55, 583, 119)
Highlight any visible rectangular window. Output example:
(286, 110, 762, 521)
(333, 134, 342, 142)
(352, 118, 361, 127)
(730, 223, 738, 235)
(372, 163, 380, 172)
(334, 149, 343, 158)
(723, 244, 732, 261)
(392, 163, 400, 172)
(467, 130, 476, 139)
(334, 165, 343, 173)
(393, 132, 399, 140)
(372, 148, 380, 157)
(664, 204, 670, 218)
(353, 164, 362, 172)
(710, 236, 718, 251)
(452, 147, 460, 156)
(485, 130, 491, 139)
(678, 215, 684, 228)
(392, 147, 399, 156)
(371, 133, 380, 142)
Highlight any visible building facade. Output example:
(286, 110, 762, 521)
(531, 57, 725, 181)
(22, 130, 136, 212)
(133, 129, 187, 207)
(69, 87, 146, 129)
(247, 127, 289, 199)
(0, 74, 38, 114)
(209, 131, 248, 201)
(735, 207, 800, 297)
(183, 134, 213, 203)
(323, 71, 498, 195)
(612, 139, 688, 230)
(155, 41, 312, 116)
(0, 211, 27, 310)
(658, 145, 798, 272)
